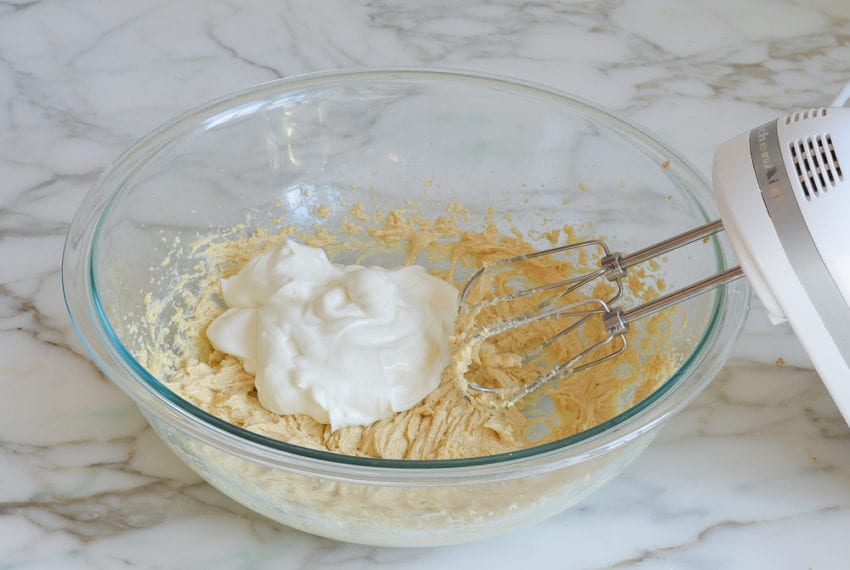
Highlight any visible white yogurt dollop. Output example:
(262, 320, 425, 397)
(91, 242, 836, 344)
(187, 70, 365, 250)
(206, 240, 458, 431)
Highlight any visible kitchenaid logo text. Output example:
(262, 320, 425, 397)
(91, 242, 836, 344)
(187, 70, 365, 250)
(756, 126, 784, 202)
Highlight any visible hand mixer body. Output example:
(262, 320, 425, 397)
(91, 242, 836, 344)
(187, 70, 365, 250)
(712, 107, 850, 423)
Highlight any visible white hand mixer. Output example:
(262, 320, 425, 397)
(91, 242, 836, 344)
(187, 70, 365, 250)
(457, 85, 850, 423)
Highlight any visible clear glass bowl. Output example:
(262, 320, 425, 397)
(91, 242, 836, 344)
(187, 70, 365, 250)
(62, 69, 749, 547)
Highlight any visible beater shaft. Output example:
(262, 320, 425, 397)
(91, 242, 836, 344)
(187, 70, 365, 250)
(618, 219, 724, 269)
(606, 219, 744, 325)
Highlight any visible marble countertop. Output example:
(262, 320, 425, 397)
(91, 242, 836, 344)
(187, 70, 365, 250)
(3, 0, 850, 567)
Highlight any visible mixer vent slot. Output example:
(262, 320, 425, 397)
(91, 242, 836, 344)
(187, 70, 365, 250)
(785, 107, 828, 125)
(789, 133, 843, 199)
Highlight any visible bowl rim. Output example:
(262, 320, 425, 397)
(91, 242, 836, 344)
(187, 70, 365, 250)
(62, 67, 750, 480)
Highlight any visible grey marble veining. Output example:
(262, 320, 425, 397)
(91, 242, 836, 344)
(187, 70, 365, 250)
(2, 0, 850, 567)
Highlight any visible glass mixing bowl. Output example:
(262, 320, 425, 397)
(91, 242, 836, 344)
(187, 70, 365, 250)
(62, 69, 749, 547)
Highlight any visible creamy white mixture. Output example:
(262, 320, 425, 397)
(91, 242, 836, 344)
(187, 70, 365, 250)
(205, 240, 458, 431)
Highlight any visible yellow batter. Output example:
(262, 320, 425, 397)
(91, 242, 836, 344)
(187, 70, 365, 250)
(152, 200, 675, 460)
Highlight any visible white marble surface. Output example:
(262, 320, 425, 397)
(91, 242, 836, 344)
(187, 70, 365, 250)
(2, 0, 850, 567)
